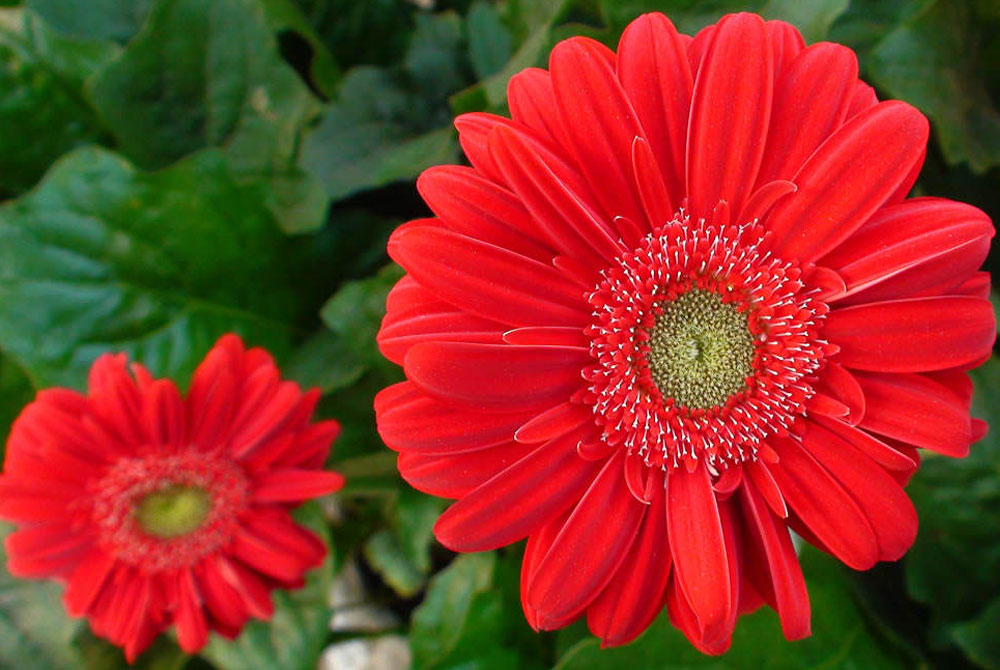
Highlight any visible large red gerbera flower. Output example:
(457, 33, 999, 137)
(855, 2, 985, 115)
(375, 11, 997, 653)
(0, 335, 344, 661)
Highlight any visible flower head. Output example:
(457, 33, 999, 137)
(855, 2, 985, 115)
(376, 11, 996, 652)
(0, 335, 343, 661)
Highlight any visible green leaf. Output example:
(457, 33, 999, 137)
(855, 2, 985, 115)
(0, 147, 308, 390)
(392, 488, 446, 576)
(0, 523, 82, 669)
(951, 596, 1000, 669)
(320, 263, 404, 373)
(259, 0, 340, 98)
(300, 10, 471, 202)
(904, 357, 1000, 661)
(202, 503, 335, 670)
(410, 553, 498, 670)
(761, 0, 850, 42)
(0, 9, 115, 195)
(838, 0, 1000, 172)
(363, 528, 427, 599)
(554, 548, 910, 669)
(0, 354, 32, 451)
(467, 1, 514, 80)
(87, 0, 321, 178)
(300, 67, 458, 203)
(24, 0, 153, 42)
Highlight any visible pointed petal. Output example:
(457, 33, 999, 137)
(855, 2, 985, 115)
(631, 137, 673, 228)
(756, 43, 857, 185)
(405, 342, 589, 412)
(587, 488, 671, 647)
(397, 442, 536, 498)
(550, 37, 646, 224)
(508, 67, 573, 151)
(378, 306, 504, 365)
(389, 221, 587, 327)
(815, 361, 865, 425)
(489, 125, 623, 269)
(434, 428, 602, 551)
(514, 402, 592, 444)
(687, 13, 773, 219)
(768, 101, 929, 263)
(617, 13, 692, 208)
(376, 382, 530, 453)
(252, 469, 344, 502)
(666, 464, 731, 633)
(800, 420, 917, 560)
(417, 165, 553, 259)
(739, 480, 810, 639)
(854, 372, 973, 457)
(527, 451, 645, 622)
(768, 436, 878, 570)
(826, 297, 995, 373)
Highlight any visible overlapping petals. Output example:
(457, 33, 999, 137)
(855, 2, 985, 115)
(376, 10, 994, 654)
(0, 335, 343, 661)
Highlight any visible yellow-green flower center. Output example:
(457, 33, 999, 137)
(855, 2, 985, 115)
(648, 289, 755, 410)
(134, 485, 212, 539)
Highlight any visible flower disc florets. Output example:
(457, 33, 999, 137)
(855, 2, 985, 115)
(584, 212, 830, 470)
(90, 448, 249, 572)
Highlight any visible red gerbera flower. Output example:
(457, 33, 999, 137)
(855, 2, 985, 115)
(0, 335, 344, 661)
(374, 11, 996, 653)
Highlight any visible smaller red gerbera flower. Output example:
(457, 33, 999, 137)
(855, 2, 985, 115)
(0, 334, 344, 661)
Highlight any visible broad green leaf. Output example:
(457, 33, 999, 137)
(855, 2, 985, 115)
(392, 488, 446, 576)
(291, 0, 418, 69)
(0, 147, 308, 390)
(904, 357, 1000, 660)
(0, 9, 115, 195)
(0, 523, 82, 669)
(25, 0, 153, 42)
(202, 503, 335, 670)
(467, 1, 514, 80)
(73, 632, 187, 670)
(87, 0, 327, 231)
(835, 0, 1000, 172)
(301, 11, 470, 202)
(285, 328, 365, 394)
(951, 596, 1000, 669)
(410, 553, 498, 670)
(409, 549, 547, 670)
(554, 548, 910, 669)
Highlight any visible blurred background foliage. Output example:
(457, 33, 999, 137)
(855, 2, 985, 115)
(0, 0, 996, 668)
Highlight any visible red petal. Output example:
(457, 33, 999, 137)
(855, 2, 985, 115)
(489, 126, 623, 269)
(687, 13, 773, 219)
(854, 372, 972, 457)
(433, 428, 602, 552)
(811, 414, 916, 471)
(800, 420, 917, 560)
(550, 37, 646, 225)
(527, 451, 645, 623)
(175, 569, 208, 653)
(823, 197, 993, 301)
(404, 342, 589, 412)
(756, 43, 857, 185)
(141, 379, 186, 447)
(502, 326, 588, 347)
(252, 469, 344, 502)
(389, 221, 587, 327)
(521, 514, 568, 631)
(378, 307, 504, 365)
(617, 13, 692, 209)
(417, 165, 552, 260)
(827, 297, 995, 373)
(815, 361, 865, 425)
(586, 487, 671, 646)
(745, 461, 786, 518)
(514, 402, 592, 444)
(508, 68, 573, 152)
(376, 382, 530, 453)
(631, 137, 673, 228)
(64, 548, 117, 616)
(396, 442, 535, 498)
(739, 480, 810, 639)
(768, 436, 878, 570)
(765, 20, 805, 77)
(768, 101, 929, 263)
(666, 464, 731, 633)
(195, 558, 250, 631)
